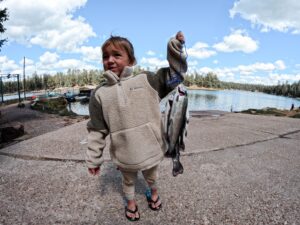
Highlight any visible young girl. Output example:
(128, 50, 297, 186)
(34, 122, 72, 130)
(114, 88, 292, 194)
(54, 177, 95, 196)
(86, 31, 187, 221)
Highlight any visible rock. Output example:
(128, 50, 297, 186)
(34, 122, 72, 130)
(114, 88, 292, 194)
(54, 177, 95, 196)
(18, 102, 25, 108)
(0, 124, 25, 143)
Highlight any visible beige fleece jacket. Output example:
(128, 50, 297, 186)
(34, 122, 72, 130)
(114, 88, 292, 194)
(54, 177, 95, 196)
(86, 37, 187, 172)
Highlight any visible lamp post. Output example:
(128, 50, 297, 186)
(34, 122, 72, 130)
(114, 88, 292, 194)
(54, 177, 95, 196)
(23, 57, 26, 100)
(16, 74, 21, 103)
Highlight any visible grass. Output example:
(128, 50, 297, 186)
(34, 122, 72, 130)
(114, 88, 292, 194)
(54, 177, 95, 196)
(240, 107, 300, 119)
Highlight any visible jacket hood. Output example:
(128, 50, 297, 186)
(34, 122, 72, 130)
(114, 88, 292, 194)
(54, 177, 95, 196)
(103, 66, 133, 85)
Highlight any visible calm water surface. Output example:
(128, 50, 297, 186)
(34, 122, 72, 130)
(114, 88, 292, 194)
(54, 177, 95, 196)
(70, 89, 300, 116)
(188, 89, 300, 112)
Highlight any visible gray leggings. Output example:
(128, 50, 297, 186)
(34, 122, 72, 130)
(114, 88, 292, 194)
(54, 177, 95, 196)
(120, 165, 159, 200)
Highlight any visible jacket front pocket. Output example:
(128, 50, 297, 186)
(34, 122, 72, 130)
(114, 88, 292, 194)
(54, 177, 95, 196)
(110, 123, 162, 166)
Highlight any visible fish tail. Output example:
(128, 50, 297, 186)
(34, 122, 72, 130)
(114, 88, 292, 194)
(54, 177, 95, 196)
(172, 150, 184, 176)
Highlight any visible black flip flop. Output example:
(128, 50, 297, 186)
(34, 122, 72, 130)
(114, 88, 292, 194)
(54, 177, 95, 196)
(125, 206, 140, 222)
(146, 195, 162, 211)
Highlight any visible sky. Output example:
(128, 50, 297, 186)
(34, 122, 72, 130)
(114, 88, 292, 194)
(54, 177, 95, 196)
(1, 0, 300, 85)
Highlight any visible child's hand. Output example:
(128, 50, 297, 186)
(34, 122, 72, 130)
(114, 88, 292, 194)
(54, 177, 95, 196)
(176, 31, 185, 44)
(88, 167, 100, 175)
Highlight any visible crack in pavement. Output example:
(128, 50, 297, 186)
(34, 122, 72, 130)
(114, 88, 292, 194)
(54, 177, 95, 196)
(0, 152, 86, 163)
(181, 129, 300, 157)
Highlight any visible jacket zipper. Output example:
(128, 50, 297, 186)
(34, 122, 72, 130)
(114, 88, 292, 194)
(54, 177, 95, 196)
(118, 80, 127, 104)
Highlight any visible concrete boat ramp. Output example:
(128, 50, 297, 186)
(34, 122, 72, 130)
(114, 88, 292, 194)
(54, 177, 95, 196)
(0, 112, 299, 224)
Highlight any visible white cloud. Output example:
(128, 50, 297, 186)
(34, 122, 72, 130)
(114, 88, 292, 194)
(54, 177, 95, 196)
(187, 60, 198, 67)
(235, 61, 286, 74)
(57, 59, 87, 69)
(186, 60, 199, 73)
(274, 60, 286, 70)
(269, 73, 300, 83)
(0, 56, 38, 75)
(230, 0, 300, 34)
(213, 30, 258, 53)
(2, 0, 95, 52)
(198, 67, 214, 74)
(0, 56, 19, 73)
(20, 58, 35, 66)
(39, 52, 59, 65)
(1, 54, 99, 77)
(193, 60, 293, 84)
(77, 46, 102, 62)
(233, 61, 285, 75)
(146, 50, 156, 56)
(239, 75, 272, 85)
(236, 62, 275, 74)
(140, 57, 168, 70)
(36, 58, 98, 74)
(193, 42, 209, 49)
(187, 42, 216, 59)
(294, 64, 300, 73)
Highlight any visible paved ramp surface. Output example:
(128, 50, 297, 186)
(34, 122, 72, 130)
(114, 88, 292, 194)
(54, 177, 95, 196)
(1, 112, 299, 224)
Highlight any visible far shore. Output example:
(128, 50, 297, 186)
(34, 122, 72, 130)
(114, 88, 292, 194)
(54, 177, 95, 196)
(187, 85, 221, 91)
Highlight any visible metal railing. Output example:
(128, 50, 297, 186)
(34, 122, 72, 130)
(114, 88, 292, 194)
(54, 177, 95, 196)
(0, 73, 21, 104)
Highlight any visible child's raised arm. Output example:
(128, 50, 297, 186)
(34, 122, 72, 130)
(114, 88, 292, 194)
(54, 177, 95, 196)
(167, 31, 188, 81)
(175, 31, 185, 44)
(145, 31, 188, 99)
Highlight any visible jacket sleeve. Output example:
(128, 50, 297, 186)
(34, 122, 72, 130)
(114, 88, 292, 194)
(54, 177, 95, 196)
(86, 88, 109, 169)
(146, 37, 188, 99)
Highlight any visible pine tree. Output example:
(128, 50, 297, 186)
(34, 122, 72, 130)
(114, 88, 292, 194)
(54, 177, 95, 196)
(0, 0, 8, 50)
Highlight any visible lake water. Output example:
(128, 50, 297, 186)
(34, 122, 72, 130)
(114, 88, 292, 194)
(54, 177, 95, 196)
(69, 89, 300, 116)
(2, 92, 40, 101)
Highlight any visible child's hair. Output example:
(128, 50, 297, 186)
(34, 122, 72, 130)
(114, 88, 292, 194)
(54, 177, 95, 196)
(102, 35, 136, 65)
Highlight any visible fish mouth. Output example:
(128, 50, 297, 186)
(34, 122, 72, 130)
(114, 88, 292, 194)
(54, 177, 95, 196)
(178, 87, 186, 96)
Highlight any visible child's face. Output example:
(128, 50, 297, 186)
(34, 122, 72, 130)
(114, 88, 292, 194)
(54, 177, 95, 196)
(102, 44, 132, 76)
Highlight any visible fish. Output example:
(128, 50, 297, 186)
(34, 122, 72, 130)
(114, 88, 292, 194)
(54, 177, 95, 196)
(163, 83, 189, 176)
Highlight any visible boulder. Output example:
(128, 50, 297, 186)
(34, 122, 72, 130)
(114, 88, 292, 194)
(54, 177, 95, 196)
(0, 124, 25, 143)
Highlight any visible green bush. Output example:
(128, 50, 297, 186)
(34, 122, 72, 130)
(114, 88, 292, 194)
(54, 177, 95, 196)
(31, 96, 67, 114)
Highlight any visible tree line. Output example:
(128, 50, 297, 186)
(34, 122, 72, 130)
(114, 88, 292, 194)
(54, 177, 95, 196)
(0, 0, 8, 51)
(1, 69, 300, 98)
(0, 69, 105, 94)
(183, 72, 300, 98)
